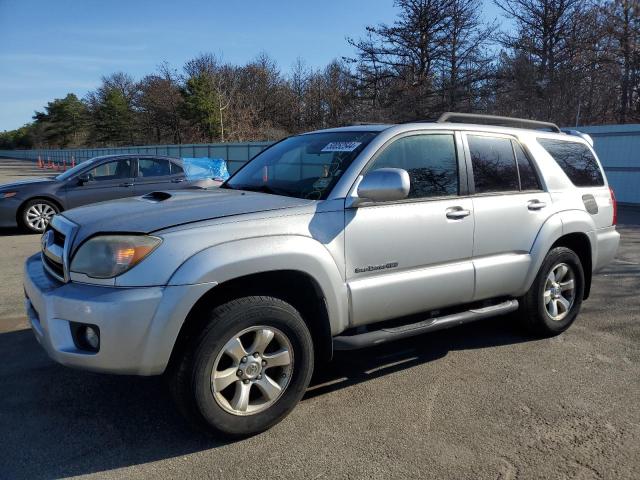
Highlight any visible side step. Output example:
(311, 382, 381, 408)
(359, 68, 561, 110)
(333, 299, 519, 351)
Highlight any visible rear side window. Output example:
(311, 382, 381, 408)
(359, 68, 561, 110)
(513, 142, 541, 190)
(138, 158, 171, 177)
(368, 133, 458, 198)
(171, 162, 184, 175)
(537, 139, 604, 187)
(468, 136, 519, 193)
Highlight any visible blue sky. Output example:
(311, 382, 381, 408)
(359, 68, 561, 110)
(0, 0, 506, 131)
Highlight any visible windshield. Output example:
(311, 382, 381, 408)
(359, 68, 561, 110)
(55, 157, 98, 181)
(224, 131, 379, 199)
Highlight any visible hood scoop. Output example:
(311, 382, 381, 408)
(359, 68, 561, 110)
(142, 191, 173, 202)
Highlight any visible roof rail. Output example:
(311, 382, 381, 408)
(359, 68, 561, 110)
(437, 112, 561, 133)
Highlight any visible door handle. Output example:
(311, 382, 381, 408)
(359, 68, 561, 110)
(119, 182, 134, 187)
(446, 207, 471, 220)
(171, 178, 185, 183)
(528, 199, 547, 211)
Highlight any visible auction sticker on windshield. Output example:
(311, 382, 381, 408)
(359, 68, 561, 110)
(321, 141, 362, 152)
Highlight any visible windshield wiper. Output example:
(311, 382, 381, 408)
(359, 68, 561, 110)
(234, 184, 285, 196)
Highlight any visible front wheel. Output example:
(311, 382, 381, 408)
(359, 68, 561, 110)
(169, 296, 314, 437)
(519, 246, 585, 336)
(20, 199, 59, 233)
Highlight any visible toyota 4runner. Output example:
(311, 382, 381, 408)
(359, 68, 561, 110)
(24, 113, 620, 436)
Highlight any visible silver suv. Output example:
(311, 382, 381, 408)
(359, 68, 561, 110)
(23, 113, 620, 436)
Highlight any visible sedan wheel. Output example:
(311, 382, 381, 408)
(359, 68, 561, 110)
(21, 200, 59, 233)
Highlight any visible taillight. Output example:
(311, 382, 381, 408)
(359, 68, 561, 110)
(610, 187, 617, 226)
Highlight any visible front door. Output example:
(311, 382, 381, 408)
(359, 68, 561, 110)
(462, 132, 552, 300)
(344, 131, 475, 327)
(64, 157, 135, 208)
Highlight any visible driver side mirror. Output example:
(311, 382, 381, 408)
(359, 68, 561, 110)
(77, 173, 91, 185)
(351, 168, 410, 207)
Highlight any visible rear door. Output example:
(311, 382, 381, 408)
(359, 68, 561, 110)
(64, 157, 135, 208)
(134, 157, 184, 195)
(463, 132, 552, 300)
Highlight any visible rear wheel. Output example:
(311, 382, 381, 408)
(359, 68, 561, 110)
(519, 247, 585, 336)
(168, 296, 314, 437)
(20, 199, 59, 233)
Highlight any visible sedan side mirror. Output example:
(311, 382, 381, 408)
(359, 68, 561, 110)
(351, 168, 410, 206)
(77, 173, 91, 185)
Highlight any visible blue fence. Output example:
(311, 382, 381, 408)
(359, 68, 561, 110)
(0, 142, 273, 174)
(576, 125, 640, 205)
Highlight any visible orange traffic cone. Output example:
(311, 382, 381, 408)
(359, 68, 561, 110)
(47, 157, 52, 169)
(37, 156, 42, 168)
(71, 155, 75, 168)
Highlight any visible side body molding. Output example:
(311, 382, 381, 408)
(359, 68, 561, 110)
(168, 235, 349, 335)
(519, 209, 596, 296)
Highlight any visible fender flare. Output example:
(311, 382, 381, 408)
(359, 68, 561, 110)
(168, 235, 349, 335)
(519, 209, 596, 295)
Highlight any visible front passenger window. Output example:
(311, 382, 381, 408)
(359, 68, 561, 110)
(367, 134, 458, 199)
(86, 159, 131, 181)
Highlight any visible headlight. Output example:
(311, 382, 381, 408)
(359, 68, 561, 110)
(70, 235, 162, 279)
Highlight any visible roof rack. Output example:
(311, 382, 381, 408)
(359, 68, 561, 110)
(437, 112, 561, 133)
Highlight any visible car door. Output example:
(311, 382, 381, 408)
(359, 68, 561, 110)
(463, 132, 552, 300)
(344, 131, 475, 327)
(134, 157, 183, 195)
(64, 157, 135, 208)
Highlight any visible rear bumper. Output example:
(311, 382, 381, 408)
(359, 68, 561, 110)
(23, 253, 215, 375)
(593, 226, 620, 272)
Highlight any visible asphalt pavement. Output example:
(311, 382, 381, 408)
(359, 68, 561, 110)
(0, 157, 638, 479)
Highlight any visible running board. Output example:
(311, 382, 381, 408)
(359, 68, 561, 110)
(333, 299, 519, 350)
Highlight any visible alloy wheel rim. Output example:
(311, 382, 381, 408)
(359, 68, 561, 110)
(26, 203, 56, 232)
(211, 325, 294, 416)
(543, 262, 576, 321)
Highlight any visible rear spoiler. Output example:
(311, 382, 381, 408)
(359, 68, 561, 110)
(560, 129, 594, 147)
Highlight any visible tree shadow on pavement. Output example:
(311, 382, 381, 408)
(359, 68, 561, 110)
(0, 315, 531, 479)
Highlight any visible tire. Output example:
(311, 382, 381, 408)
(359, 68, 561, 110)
(168, 296, 314, 437)
(20, 199, 59, 233)
(519, 246, 585, 336)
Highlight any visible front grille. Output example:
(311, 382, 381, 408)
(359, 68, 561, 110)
(41, 216, 76, 283)
(42, 252, 64, 278)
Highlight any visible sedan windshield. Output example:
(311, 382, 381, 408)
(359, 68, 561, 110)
(55, 157, 99, 181)
(224, 131, 379, 199)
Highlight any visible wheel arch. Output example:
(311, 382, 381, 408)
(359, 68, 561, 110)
(167, 269, 334, 373)
(550, 232, 593, 299)
(525, 211, 595, 299)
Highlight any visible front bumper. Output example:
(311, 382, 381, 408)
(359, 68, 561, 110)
(23, 253, 215, 375)
(0, 197, 20, 228)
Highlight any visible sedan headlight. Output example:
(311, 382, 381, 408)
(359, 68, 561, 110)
(71, 235, 162, 279)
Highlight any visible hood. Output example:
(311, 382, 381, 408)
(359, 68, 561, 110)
(62, 188, 314, 246)
(0, 177, 56, 191)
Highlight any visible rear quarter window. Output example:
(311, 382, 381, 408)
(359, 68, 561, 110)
(537, 138, 604, 187)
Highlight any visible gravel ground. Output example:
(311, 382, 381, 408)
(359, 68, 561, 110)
(0, 157, 638, 480)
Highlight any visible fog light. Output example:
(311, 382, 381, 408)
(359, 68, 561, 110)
(84, 326, 99, 350)
(70, 322, 100, 352)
